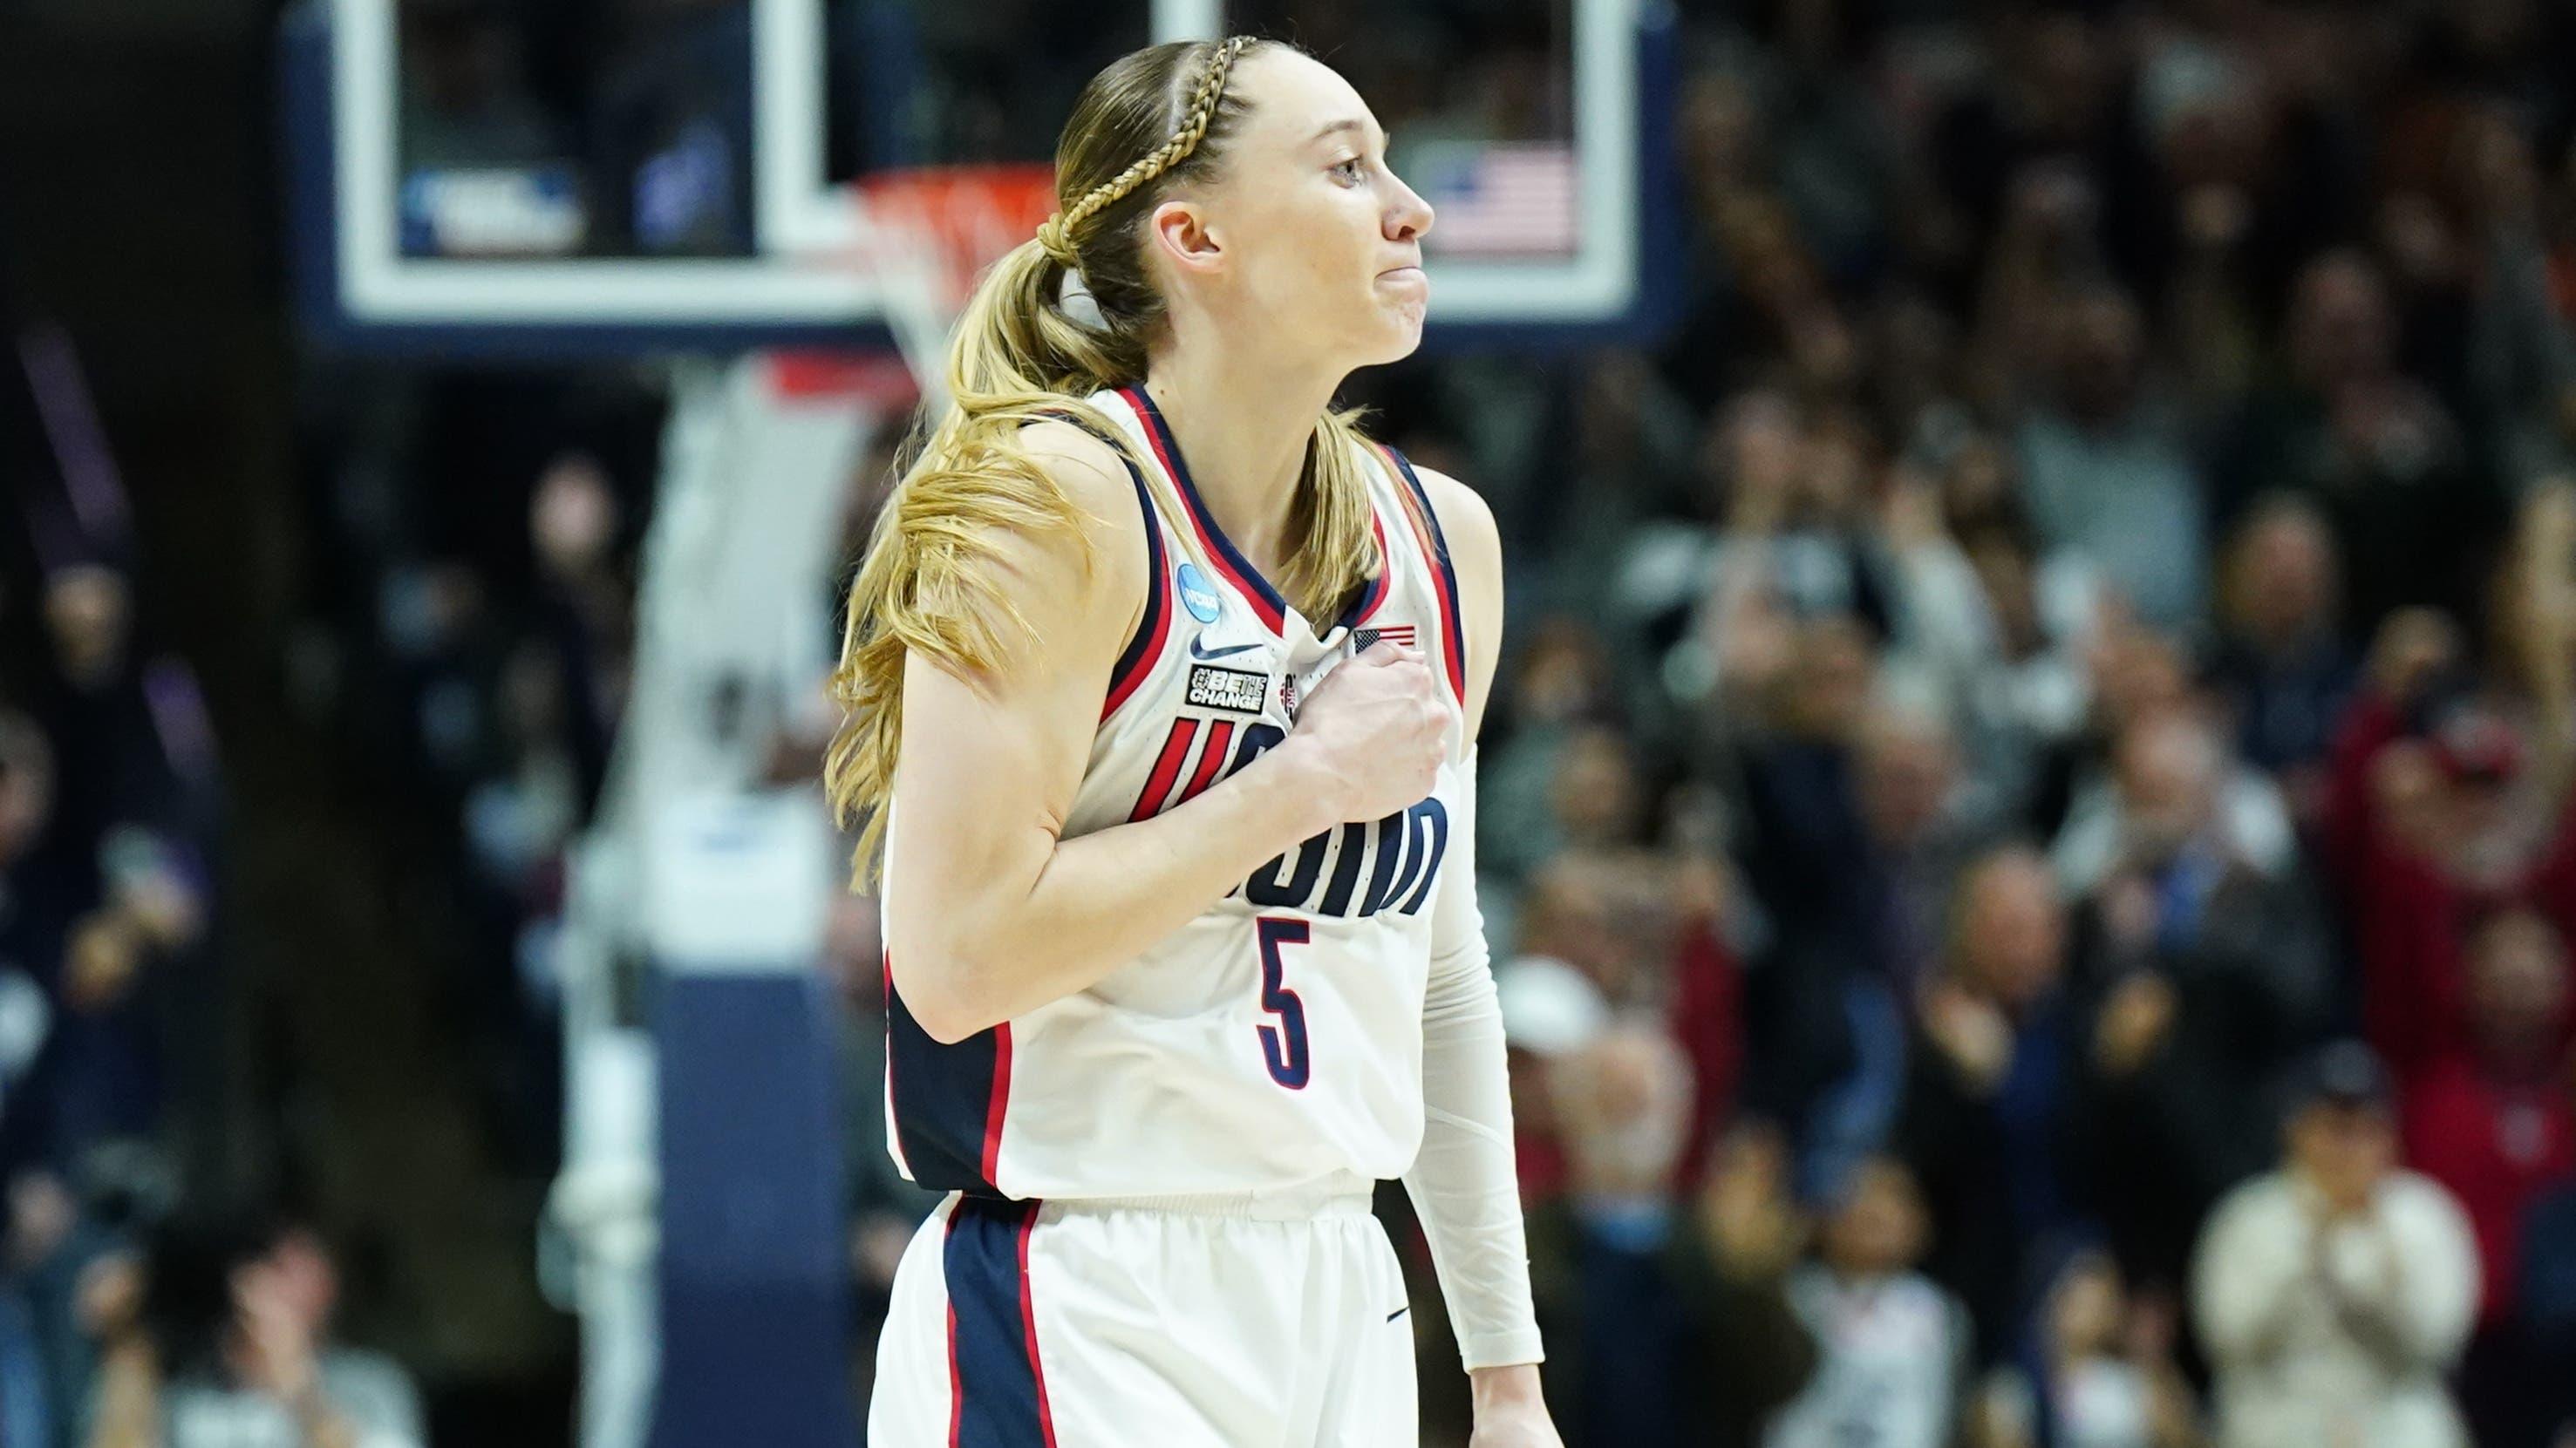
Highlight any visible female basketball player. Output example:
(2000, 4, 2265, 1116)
(828, 35, 1557, 1448)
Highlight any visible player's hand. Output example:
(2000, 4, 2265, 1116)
(1285, 640, 1447, 827)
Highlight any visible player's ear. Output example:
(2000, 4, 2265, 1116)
(1148, 199, 1223, 279)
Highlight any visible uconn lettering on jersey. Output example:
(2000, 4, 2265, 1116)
(1128, 717, 1449, 918)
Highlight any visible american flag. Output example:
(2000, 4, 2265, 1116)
(1356, 624, 1417, 650)
(1412, 143, 1579, 258)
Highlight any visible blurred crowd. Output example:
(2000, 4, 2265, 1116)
(1304, 2, 2576, 1446)
(24, 0, 2576, 1444)
(370, 1, 2576, 1446)
(0, 316, 436, 1443)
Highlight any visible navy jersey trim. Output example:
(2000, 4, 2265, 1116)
(1022, 406, 1169, 723)
(1380, 445, 1468, 706)
(1101, 466, 1172, 721)
(883, 951, 1010, 1197)
(1119, 384, 1294, 636)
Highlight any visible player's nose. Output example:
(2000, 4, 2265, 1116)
(1385, 173, 1434, 243)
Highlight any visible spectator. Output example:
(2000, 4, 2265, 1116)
(2067, 706, 2334, 1293)
(1496, 942, 1612, 1205)
(1684, 406, 1895, 706)
(2191, 1043, 2479, 1448)
(1526, 1022, 1701, 1447)
(2436, 107, 2576, 496)
(2220, 252, 2499, 632)
(1733, 626, 1921, 1202)
(0, 713, 70, 1181)
(2054, 700, 2300, 898)
(85, 1213, 425, 1448)
(1733, 615, 1886, 956)
(1479, 621, 1628, 893)
(2400, 909, 2575, 1326)
(1737, 674, 1987, 985)
(1531, 351, 1698, 622)
(2014, 286, 2209, 631)
(2322, 606, 2576, 1083)
(1969, 1248, 2204, 1448)
(1850, 700, 1990, 993)
(1502, 850, 1665, 1012)
(1949, 520, 2100, 831)
(1664, 846, 1747, 1193)
(2398, 909, 2575, 1447)
(1896, 846, 2094, 1363)
(1677, 1125, 1820, 1448)
(2206, 495, 2357, 814)
(1762, 1155, 1972, 1448)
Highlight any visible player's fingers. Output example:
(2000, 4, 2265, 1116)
(1364, 651, 1431, 686)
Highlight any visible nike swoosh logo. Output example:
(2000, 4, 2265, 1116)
(1386, 1306, 1409, 1322)
(1189, 640, 1262, 661)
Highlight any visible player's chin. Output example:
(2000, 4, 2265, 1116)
(1372, 319, 1428, 364)
(1358, 296, 1429, 362)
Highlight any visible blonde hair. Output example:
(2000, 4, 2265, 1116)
(826, 35, 1385, 890)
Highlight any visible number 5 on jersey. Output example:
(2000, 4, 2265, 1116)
(1255, 916, 1311, 1090)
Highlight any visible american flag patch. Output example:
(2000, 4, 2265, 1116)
(1356, 625, 1417, 650)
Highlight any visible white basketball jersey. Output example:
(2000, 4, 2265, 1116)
(882, 384, 1471, 1201)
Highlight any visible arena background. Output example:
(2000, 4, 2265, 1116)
(2, 1, 2576, 1445)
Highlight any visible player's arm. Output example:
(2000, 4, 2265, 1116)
(883, 421, 1344, 1044)
(1400, 466, 1554, 1424)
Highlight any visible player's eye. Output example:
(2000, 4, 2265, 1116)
(1331, 157, 1365, 184)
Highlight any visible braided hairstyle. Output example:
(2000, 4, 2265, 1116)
(1033, 35, 1249, 268)
(827, 36, 1387, 889)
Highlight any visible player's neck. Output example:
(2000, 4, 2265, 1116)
(1139, 354, 1340, 583)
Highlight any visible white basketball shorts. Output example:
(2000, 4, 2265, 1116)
(865, 1179, 1418, 1447)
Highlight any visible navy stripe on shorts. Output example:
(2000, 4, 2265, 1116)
(943, 1196, 1057, 1447)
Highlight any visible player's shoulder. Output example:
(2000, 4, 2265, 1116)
(1399, 460, 1500, 574)
(985, 413, 1147, 574)
(1390, 457, 1500, 602)
(914, 414, 1148, 656)
(1385, 453, 1503, 730)
(1018, 414, 1143, 521)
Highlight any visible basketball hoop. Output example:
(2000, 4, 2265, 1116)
(846, 165, 1060, 411)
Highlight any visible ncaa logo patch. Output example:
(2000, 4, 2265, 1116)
(1176, 562, 1222, 624)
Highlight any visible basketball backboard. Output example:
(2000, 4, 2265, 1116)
(282, 0, 1679, 357)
